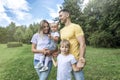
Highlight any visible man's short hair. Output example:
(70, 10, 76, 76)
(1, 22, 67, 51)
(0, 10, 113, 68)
(59, 9, 70, 14)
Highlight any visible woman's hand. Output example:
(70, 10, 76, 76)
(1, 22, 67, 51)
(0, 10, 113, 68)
(43, 48, 51, 55)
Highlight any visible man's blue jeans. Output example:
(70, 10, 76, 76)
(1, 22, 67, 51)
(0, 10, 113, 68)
(34, 60, 52, 80)
(72, 70, 84, 80)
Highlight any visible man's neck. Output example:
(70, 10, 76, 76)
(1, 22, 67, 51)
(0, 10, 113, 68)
(65, 19, 71, 27)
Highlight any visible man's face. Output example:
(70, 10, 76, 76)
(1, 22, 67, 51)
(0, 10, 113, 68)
(59, 12, 67, 24)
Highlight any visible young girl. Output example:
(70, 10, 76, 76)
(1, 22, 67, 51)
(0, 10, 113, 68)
(52, 39, 80, 80)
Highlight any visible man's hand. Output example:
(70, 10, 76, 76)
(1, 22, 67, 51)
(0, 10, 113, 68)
(77, 57, 86, 70)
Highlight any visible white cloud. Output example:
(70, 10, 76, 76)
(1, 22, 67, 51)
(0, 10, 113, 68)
(3, 0, 30, 11)
(0, 0, 11, 24)
(12, 10, 32, 20)
(46, 4, 62, 18)
(0, 0, 32, 26)
(0, 12, 11, 23)
(47, 7, 58, 18)
(0, 0, 5, 12)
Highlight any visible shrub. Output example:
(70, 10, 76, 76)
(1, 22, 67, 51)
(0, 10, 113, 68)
(88, 31, 113, 48)
(7, 42, 23, 48)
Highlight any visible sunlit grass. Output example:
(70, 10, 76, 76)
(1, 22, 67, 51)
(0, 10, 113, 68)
(0, 44, 120, 80)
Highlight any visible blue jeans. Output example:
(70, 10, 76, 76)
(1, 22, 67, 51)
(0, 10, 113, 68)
(34, 60, 52, 80)
(72, 70, 84, 80)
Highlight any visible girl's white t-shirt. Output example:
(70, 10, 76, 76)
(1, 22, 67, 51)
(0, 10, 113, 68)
(57, 54, 77, 80)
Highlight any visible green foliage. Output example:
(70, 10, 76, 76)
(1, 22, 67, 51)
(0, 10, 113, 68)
(89, 31, 114, 48)
(6, 22, 16, 42)
(0, 27, 7, 43)
(84, 0, 120, 48)
(14, 27, 24, 42)
(62, 0, 84, 25)
(7, 42, 23, 48)
(23, 28, 33, 44)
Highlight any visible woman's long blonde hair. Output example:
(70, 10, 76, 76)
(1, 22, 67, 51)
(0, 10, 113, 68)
(38, 20, 50, 34)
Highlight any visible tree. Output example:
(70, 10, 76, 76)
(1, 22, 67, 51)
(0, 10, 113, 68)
(62, 0, 84, 25)
(83, 0, 120, 47)
(6, 22, 16, 42)
(0, 27, 7, 43)
(13, 27, 24, 42)
(23, 28, 33, 43)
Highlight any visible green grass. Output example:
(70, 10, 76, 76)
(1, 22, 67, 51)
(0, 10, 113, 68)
(0, 44, 120, 80)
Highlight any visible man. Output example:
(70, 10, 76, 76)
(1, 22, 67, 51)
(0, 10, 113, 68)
(59, 9, 86, 80)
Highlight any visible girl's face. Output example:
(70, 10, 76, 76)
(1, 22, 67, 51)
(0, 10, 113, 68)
(60, 44, 69, 55)
(43, 23, 50, 34)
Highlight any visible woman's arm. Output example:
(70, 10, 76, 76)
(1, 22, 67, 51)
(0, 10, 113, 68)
(31, 43, 45, 54)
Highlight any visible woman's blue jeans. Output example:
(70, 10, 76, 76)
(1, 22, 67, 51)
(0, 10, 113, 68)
(34, 60, 52, 80)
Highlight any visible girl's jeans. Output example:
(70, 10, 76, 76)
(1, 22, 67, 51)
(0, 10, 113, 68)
(34, 59, 52, 80)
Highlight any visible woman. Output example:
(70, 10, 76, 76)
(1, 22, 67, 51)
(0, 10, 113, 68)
(31, 20, 53, 80)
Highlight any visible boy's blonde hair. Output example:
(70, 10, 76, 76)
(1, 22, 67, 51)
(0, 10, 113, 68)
(50, 22, 59, 28)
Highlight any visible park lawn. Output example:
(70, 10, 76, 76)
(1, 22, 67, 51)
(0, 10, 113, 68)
(0, 44, 120, 80)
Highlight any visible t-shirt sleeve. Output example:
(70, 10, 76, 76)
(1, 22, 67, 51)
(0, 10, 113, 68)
(75, 25, 84, 37)
(31, 33, 38, 44)
(70, 55, 77, 64)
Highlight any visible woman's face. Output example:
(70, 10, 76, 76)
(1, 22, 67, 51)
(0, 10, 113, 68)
(43, 22, 49, 34)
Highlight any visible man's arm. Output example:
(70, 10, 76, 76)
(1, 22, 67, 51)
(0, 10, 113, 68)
(77, 35, 86, 58)
(76, 35, 86, 68)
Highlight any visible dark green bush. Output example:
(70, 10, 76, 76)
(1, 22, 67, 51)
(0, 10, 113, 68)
(7, 42, 23, 48)
(88, 31, 113, 48)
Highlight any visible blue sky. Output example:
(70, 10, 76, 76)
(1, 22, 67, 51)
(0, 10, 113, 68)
(0, 0, 89, 27)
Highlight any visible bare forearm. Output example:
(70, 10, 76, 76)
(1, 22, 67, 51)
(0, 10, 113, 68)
(52, 58, 57, 67)
(79, 44, 86, 58)
(31, 48, 43, 54)
(31, 43, 44, 54)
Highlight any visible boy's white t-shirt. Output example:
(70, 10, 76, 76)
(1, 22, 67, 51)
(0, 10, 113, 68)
(51, 31, 59, 44)
(57, 54, 77, 80)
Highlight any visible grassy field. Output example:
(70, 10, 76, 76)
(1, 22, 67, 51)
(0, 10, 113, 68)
(0, 44, 120, 80)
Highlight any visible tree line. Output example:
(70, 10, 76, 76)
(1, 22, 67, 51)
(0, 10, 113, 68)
(0, 0, 120, 48)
